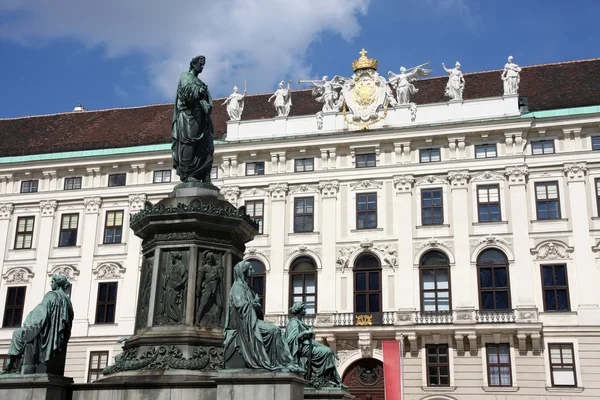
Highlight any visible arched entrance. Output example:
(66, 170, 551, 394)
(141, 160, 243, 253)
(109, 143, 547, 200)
(342, 358, 385, 400)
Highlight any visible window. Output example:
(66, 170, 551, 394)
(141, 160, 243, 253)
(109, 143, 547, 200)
(14, 216, 35, 249)
(3, 287, 26, 327)
(426, 344, 450, 386)
(420, 148, 441, 163)
(354, 253, 381, 313)
(20, 180, 38, 193)
(421, 188, 443, 225)
(87, 351, 109, 382)
(475, 144, 497, 159)
(294, 158, 314, 172)
(486, 343, 512, 386)
(289, 257, 317, 315)
(245, 162, 265, 176)
(531, 140, 555, 155)
(356, 193, 377, 229)
(210, 166, 219, 180)
(0, 355, 9, 371)
(103, 211, 124, 244)
(64, 177, 82, 190)
(549, 343, 576, 387)
(595, 178, 600, 215)
(95, 282, 118, 324)
(245, 200, 264, 234)
(542, 265, 570, 311)
(108, 173, 126, 187)
(477, 249, 511, 310)
(535, 182, 561, 220)
(355, 153, 376, 168)
(58, 213, 79, 247)
(153, 170, 171, 183)
(420, 251, 451, 312)
(477, 185, 501, 222)
(249, 259, 266, 310)
(592, 137, 600, 151)
(294, 197, 314, 233)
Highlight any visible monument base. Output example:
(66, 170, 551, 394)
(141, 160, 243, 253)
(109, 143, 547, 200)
(304, 388, 355, 400)
(215, 370, 306, 400)
(0, 374, 73, 400)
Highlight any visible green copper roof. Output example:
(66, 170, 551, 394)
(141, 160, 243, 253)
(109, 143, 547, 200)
(520, 105, 600, 119)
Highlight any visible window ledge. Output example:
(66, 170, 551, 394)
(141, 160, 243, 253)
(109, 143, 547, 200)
(416, 224, 450, 229)
(350, 228, 383, 233)
(539, 311, 577, 316)
(421, 386, 456, 392)
(530, 218, 568, 223)
(592, 217, 600, 221)
(98, 243, 126, 247)
(472, 221, 508, 226)
(252, 234, 269, 239)
(545, 386, 584, 393)
(288, 231, 320, 236)
(483, 386, 519, 392)
(53, 245, 82, 250)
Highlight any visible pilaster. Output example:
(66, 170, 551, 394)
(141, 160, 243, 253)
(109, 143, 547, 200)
(268, 183, 288, 314)
(31, 200, 58, 307)
(318, 180, 339, 313)
(0, 203, 14, 261)
(392, 175, 415, 310)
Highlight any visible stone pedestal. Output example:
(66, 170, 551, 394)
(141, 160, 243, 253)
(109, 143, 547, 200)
(215, 371, 306, 400)
(0, 374, 73, 400)
(304, 388, 355, 400)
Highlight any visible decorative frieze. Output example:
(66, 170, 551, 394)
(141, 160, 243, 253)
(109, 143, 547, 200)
(94, 262, 126, 279)
(84, 197, 102, 214)
(40, 200, 58, 217)
(220, 186, 240, 205)
(563, 162, 587, 181)
(289, 184, 319, 195)
(0, 203, 14, 219)
(415, 175, 446, 186)
(447, 170, 470, 187)
(471, 171, 504, 182)
(268, 183, 288, 201)
(505, 165, 528, 184)
(392, 175, 414, 192)
(48, 264, 79, 282)
(531, 241, 573, 260)
(474, 235, 512, 247)
(240, 187, 268, 198)
(3, 267, 34, 284)
(318, 180, 340, 198)
(350, 180, 382, 191)
(128, 194, 147, 211)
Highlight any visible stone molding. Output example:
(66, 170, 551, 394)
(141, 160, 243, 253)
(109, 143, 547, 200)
(93, 262, 126, 279)
(3, 267, 34, 284)
(220, 186, 240, 205)
(240, 187, 268, 198)
(0, 203, 14, 220)
(471, 170, 505, 182)
(350, 180, 383, 191)
(392, 175, 415, 192)
(447, 170, 470, 188)
(128, 194, 147, 211)
(563, 162, 587, 181)
(84, 197, 102, 214)
(415, 175, 446, 186)
(268, 183, 288, 201)
(40, 200, 58, 217)
(531, 240, 573, 260)
(318, 180, 340, 198)
(505, 165, 528, 185)
(289, 184, 319, 195)
(48, 264, 80, 282)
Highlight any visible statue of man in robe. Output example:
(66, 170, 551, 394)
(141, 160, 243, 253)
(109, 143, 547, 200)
(171, 55, 214, 183)
(501, 56, 522, 95)
(2, 274, 74, 375)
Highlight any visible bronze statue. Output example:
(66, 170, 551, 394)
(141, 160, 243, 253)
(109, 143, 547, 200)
(195, 251, 224, 327)
(155, 252, 188, 325)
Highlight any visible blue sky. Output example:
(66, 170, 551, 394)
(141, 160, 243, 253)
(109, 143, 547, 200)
(0, 0, 599, 118)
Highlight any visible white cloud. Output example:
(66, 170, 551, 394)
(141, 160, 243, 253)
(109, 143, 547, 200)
(0, 0, 369, 98)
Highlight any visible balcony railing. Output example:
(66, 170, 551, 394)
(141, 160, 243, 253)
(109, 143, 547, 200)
(415, 311, 454, 324)
(333, 312, 395, 326)
(475, 309, 516, 323)
(276, 314, 315, 328)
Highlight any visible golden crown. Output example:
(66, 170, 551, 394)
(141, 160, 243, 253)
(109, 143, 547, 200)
(352, 48, 378, 72)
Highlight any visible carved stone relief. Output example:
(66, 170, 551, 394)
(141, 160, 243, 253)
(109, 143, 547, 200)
(128, 194, 147, 211)
(154, 250, 189, 326)
(350, 180, 383, 191)
(289, 184, 319, 195)
(0, 203, 14, 219)
(268, 183, 289, 200)
(318, 180, 340, 197)
(40, 200, 58, 217)
(3, 267, 34, 284)
(84, 197, 102, 213)
(135, 256, 154, 331)
(532, 241, 573, 260)
(48, 265, 79, 282)
(415, 175, 446, 186)
(94, 262, 126, 279)
(220, 186, 240, 205)
(195, 249, 225, 328)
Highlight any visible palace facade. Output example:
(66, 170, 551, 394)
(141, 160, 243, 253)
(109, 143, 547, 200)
(1, 56, 600, 399)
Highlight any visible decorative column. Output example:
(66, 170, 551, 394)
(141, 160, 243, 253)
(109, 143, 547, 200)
(30, 201, 58, 306)
(278, 152, 287, 174)
(230, 156, 238, 177)
(504, 133, 514, 156)
(505, 165, 536, 309)
(0, 203, 14, 260)
(320, 149, 329, 170)
(447, 171, 473, 309)
(318, 180, 339, 314)
(268, 183, 288, 314)
(221, 157, 231, 178)
(392, 175, 415, 312)
(563, 162, 600, 322)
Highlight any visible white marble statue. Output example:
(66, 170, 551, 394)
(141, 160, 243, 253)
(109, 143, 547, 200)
(268, 80, 292, 117)
(222, 85, 246, 121)
(316, 111, 324, 130)
(501, 56, 522, 95)
(301, 76, 345, 112)
(387, 63, 432, 105)
(442, 61, 465, 101)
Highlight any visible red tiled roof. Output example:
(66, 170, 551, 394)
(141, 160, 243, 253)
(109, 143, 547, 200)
(1, 58, 600, 158)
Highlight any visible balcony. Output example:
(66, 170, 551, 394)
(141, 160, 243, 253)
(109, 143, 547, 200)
(475, 309, 516, 323)
(332, 312, 395, 326)
(415, 311, 454, 324)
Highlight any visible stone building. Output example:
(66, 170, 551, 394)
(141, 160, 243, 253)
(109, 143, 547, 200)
(1, 55, 600, 399)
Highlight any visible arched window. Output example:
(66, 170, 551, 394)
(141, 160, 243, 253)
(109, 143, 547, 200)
(420, 251, 451, 312)
(477, 249, 511, 310)
(249, 259, 266, 310)
(354, 253, 381, 313)
(289, 257, 317, 315)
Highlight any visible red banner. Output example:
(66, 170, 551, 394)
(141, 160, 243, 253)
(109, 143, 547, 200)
(382, 340, 403, 400)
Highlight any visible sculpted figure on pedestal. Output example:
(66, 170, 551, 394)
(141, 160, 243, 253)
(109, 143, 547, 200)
(501, 55, 522, 95)
(300, 76, 345, 112)
(387, 63, 431, 105)
(442, 61, 465, 100)
(268, 80, 292, 117)
(172, 55, 214, 183)
(2, 274, 74, 375)
(155, 252, 188, 325)
(222, 85, 246, 121)
(195, 251, 224, 327)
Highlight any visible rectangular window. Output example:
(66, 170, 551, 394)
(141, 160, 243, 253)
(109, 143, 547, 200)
(596, 178, 600, 216)
(356, 193, 377, 229)
(245, 162, 265, 176)
(535, 182, 561, 220)
(294, 158, 314, 172)
(479, 265, 511, 310)
(3, 287, 26, 327)
(58, 213, 79, 247)
(64, 177, 82, 190)
(531, 140, 555, 155)
(477, 185, 501, 222)
(294, 197, 314, 233)
(103, 211, 124, 244)
(421, 267, 451, 312)
(592, 137, 600, 151)
(475, 144, 497, 159)
(245, 200, 264, 234)
(87, 351, 109, 382)
(210, 166, 219, 180)
(549, 343, 576, 387)
(0, 355, 9, 371)
(108, 173, 126, 187)
(486, 343, 512, 386)
(421, 188, 443, 225)
(95, 282, 118, 324)
(355, 153, 376, 168)
(14, 216, 35, 249)
(153, 170, 171, 183)
(426, 344, 450, 386)
(542, 265, 570, 311)
(20, 180, 38, 193)
(420, 148, 441, 163)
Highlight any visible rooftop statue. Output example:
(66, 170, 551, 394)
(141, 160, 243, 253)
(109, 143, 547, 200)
(268, 80, 292, 117)
(502, 55, 522, 95)
(2, 274, 74, 375)
(299, 76, 345, 112)
(223, 260, 301, 371)
(171, 55, 214, 183)
(442, 61, 465, 101)
(387, 62, 432, 105)
(286, 302, 345, 389)
(222, 85, 246, 121)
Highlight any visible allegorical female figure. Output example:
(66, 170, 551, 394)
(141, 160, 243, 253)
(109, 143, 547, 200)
(501, 56, 522, 95)
(442, 61, 465, 101)
(157, 252, 188, 324)
(222, 86, 246, 121)
(268, 80, 292, 117)
(285, 302, 344, 388)
(171, 55, 214, 183)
